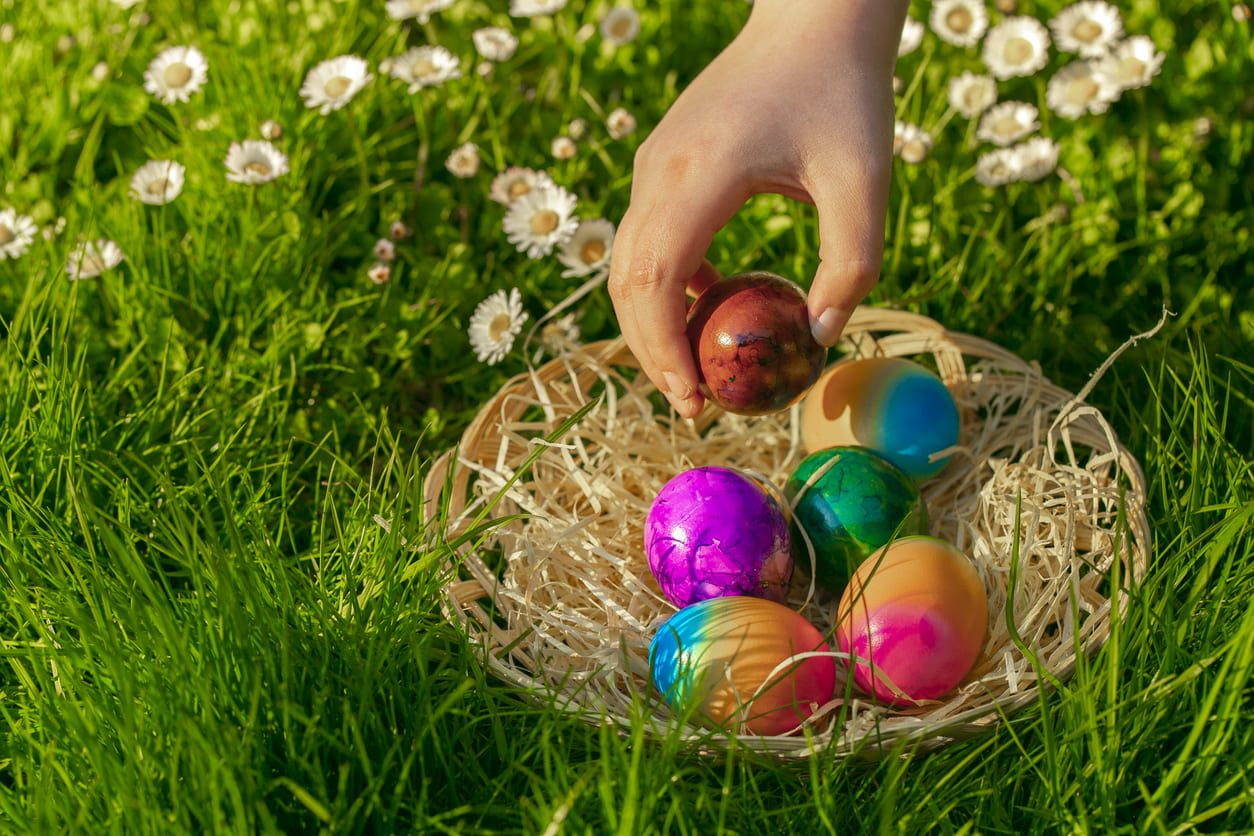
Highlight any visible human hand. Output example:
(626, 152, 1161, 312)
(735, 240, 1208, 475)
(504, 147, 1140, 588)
(607, 0, 908, 418)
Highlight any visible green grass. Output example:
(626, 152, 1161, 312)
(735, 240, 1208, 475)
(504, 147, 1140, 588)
(2, 0, 1253, 833)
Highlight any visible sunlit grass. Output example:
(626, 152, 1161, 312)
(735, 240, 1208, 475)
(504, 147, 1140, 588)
(1, 0, 1252, 833)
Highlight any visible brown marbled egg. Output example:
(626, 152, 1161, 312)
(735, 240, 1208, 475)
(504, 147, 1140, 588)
(685, 272, 827, 416)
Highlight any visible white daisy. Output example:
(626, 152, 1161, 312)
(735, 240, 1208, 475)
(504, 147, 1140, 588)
(389, 45, 461, 93)
(0, 208, 38, 260)
(550, 135, 577, 160)
(129, 159, 185, 205)
(947, 70, 998, 118)
(898, 16, 924, 57)
(111, 0, 145, 7)
(367, 262, 392, 285)
(894, 122, 934, 164)
(1049, 1, 1123, 58)
(1013, 136, 1061, 181)
(567, 118, 589, 140)
(541, 312, 581, 350)
(600, 7, 640, 45)
(929, 0, 988, 48)
(143, 45, 209, 105)
(473, 27, 519, 62)
(389, 220, 413, 240)
(224, 139, 290, 184)
(384, 0, 455, 23)
(510, 0, 568, 17)
(446, 142, 481, 178)
(1045, 59, 1118, 118)
(982, 16, 1051, 79)
(1098, 36, 1165, 90)
(503, 182, 579, 259)
(975, 147, 1021, 186)
(259, 119, 283, 140)
(489, 167, 555, 205)
(66, 238, 124, 280)
(374, 239, 396, 261)
(556, 218, 615, 277)
(606, 107, 637, 140)
(299, 55, 372, 115)
(976, 101, 1040, 146)
(468, 288, 528, 365)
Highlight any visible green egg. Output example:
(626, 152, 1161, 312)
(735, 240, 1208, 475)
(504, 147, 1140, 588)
(784, 446, 929, 593)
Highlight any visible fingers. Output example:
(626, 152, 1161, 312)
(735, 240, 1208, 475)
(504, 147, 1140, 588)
(608, 168, 744, 419)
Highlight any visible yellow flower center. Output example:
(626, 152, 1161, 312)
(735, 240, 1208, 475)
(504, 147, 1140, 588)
(1119, 56, 1146, 82)
(1066, 77, 1098, 106)
(946, 7, 973, 33)
(962, 86, 985, 109)
(580, 240, 607, 264)
(1072, 19, 1102, 43)
(530, 209, 559, 235)
(79, 253, 105, 275)
(994, 115, 1022, 138)
(163, 62, 193, 87)
(413, 59, 436, 77)
(244, 161, 272, 176)
(610, 17, 633, 38)
(1003, 36, 1034, 65)
(324, 75, 352, 98)
(901, 139, 928, 164)
(146, 178, 171, 196)
(0, 225, 13, 246)
(489, 313, 512, 342)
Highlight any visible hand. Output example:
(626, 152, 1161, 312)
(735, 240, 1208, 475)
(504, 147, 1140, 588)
(607, 0, 907, 418)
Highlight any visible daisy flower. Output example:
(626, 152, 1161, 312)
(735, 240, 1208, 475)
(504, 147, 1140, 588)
(503, 182, 579, 259)
(1045, 60, 1118, 118)
(606, 107, 637, 140)
(898, 16, 924, 57)
(473, 27, 519, 62)
(367, 262, 392, 285)
(556, 218, 615, 277)
(468, 288, 528, 365)
(66, 238, 124, 280)
(541, 312, 581, 351)
(894, 122, 933, 164)
(374, 239, 396, 261)
(489, 167, 555, 205)
(389, 45, 461, 93)
(600, 7, 641, 45)
(389, 220, 413, 240)
(224, 139, 290, 184)
(446, 142, 481, 178)
(550, 135, 577, 160)
(299, 55, 372, 115)
(1099, 35, 1165, 90)
(110, 0, 145, 7)
(510, 0, 568, 17)
(947, 70, 998, 118)
(974, 147, 1022, 187)
(929, 0, 988, 48)
(976, 101, 1040, 146)
(0, 208, 37, 260)
(384, 0, 455, 23)
(1049, 1, 1123, 58)
(129, 159, 185, 205)
(567, 118, 589, 140)
(1013, 136, 1061, 182)
(259, 119, 283, 140)
(982, 16, 1051, 79)
(143, 45, 209, 105)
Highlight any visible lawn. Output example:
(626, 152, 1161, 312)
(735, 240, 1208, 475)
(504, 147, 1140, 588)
(1, 0, 1252, 833)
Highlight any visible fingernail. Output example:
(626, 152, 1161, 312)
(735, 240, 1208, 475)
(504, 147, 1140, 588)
(661, 371, 693, 400)
(810, 307, 850, 347)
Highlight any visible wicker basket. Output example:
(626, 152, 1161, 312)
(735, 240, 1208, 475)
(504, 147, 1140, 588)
(415, 307, 1151, 759)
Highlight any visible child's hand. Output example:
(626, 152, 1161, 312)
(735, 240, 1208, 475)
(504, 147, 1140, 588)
(608, 0, 908, 418)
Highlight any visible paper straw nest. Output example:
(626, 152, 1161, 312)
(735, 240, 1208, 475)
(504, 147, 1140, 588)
(417, 306, 1151, 759)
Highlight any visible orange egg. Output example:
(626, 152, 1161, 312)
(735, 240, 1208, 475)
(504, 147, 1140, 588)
(836, 536, 987, 705)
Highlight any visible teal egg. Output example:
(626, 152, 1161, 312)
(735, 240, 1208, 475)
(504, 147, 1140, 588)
(784, 446, 929, 593)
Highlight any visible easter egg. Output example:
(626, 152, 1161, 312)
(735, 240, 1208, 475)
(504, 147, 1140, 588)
(836, 536, 988, 706)
(686, 272, 827, 416)
(645, 466, 792, 607)
(650, 596, 836, 735)
(784, 446, 928, 593)
(800, 357, 960, 482)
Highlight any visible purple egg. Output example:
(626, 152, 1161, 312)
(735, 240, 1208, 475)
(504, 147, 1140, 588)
(645, 466, 793, 607)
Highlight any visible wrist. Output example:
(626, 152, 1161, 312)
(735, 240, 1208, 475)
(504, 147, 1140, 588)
(745, 0, 909, 70)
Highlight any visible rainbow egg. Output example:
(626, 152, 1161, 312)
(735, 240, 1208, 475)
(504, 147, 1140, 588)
(836, 536, 988, 706)
(800, 357, 960, 482)
(645, 466, 792, 607)
(784, 446, 929, 593)
(650, 596, 836, 736)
